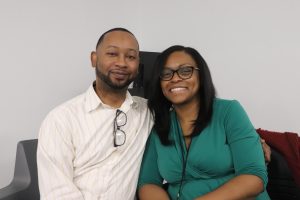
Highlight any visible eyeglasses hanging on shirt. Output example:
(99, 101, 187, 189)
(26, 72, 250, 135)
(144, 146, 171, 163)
(113, 109, 127, 147)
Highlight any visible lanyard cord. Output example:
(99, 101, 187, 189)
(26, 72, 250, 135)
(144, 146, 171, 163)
(176, 137, 193, 200)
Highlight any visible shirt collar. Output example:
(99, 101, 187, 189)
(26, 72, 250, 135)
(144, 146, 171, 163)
(84, 83, 138, 113)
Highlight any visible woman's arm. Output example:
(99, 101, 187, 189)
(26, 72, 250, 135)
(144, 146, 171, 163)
(194, 174, 263, 200)
(194, 101, 267, 200)
(138, 132, 167, 199)
(139, 184, 170, 200)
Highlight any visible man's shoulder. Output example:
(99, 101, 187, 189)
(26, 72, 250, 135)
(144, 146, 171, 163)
(45, 92, 86, 121)
(131, 96, 153, 121)
(132, 95, 147, 104)
(132, 95, 148, 108)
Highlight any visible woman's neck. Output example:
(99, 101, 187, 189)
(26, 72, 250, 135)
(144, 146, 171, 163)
(174, 100, 200, 136)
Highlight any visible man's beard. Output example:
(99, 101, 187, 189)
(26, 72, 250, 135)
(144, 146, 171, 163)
(96, 66, 135, 90)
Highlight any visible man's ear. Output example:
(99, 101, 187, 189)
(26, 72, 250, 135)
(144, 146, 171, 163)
(91, 51, 97, 68)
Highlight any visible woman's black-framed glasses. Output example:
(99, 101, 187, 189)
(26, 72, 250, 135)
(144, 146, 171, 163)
(113, 109, 127, 147)
(160, 66, 200, 81)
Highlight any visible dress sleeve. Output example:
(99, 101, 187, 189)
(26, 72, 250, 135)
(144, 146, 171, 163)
(138, 130, 164, 189)
(224, 100, 268, 188)
(37, 110, 84, 200)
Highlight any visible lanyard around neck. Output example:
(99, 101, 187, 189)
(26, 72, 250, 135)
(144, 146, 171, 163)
(175, 114, 193, 200)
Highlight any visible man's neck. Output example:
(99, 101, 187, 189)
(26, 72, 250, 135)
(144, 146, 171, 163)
(94, 81, 128, 108)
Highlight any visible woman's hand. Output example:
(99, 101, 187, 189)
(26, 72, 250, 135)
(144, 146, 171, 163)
(260, 139, 271, 164)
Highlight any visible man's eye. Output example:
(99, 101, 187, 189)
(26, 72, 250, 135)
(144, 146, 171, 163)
(106, 52, 117, 56)
(127, 55, 136, 60)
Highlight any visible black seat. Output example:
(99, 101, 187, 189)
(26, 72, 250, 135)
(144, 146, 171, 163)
(267, 147, 300, 200)
(0, 139, 40, 200)
(129, 51, 160, 98)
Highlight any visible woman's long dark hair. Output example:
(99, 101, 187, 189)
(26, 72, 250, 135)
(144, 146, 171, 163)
(147, 45, 216, 145)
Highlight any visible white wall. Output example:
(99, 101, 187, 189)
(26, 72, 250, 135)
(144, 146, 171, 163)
(0, 0, 299, 188)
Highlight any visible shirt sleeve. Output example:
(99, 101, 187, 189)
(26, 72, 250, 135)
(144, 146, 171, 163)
(138, 130, 164, 189)
(224, 100, 268, 188)
(37, 109, 84, 200)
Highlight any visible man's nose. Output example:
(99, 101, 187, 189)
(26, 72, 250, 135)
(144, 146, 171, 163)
(116, 55, 126, 67)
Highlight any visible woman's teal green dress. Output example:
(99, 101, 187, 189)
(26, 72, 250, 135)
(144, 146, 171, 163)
(138, 99, 270, 199)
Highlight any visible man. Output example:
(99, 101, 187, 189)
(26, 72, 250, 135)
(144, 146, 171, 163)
(37, 28, 153, 199)
(37, 27, 271, 200)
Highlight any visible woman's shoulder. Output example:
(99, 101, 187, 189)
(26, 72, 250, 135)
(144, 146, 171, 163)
(149, 128, 161, 140)
(213, 98, 241, 110)
(212, 98, 254, 131)
(212, 98, 246, 118)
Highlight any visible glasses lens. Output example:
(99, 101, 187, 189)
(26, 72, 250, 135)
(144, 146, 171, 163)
(178, 67, 193, 78)
(115, 130, 125, 146)
(160, 69, 173, 80)
(116, 112, 126, 126)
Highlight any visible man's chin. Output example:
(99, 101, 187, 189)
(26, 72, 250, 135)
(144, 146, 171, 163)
(110, 84, 129, 90)
(108, 80, 132, 90)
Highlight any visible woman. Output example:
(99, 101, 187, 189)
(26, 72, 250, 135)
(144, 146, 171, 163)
(138, 45, 270, 199)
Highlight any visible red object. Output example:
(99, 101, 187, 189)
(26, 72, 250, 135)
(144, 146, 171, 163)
(257, 128, 300, 188)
